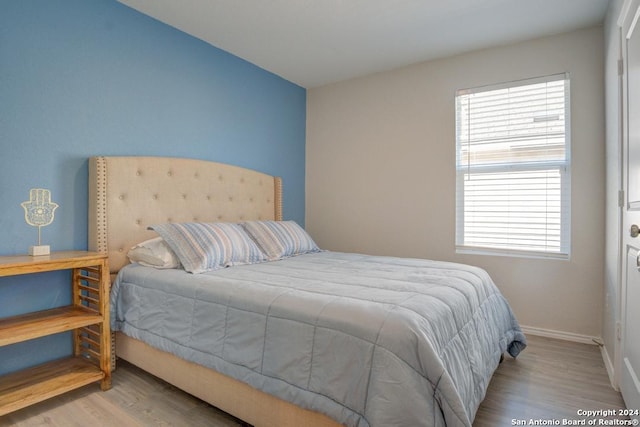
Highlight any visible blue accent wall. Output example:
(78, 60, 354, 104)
(0, 0, 306, 375)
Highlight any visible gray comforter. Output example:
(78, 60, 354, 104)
(111, 251, 526, 427)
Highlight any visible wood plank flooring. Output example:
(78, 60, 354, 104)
(474, 335, 627, 426)
(0, 335, 627, 426)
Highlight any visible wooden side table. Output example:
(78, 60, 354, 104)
(0, 251, 111, 415)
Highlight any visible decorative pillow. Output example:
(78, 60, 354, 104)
(241, 220, 321, 261)
(127, 237, 181, 269)
(148, 222, 267, 274)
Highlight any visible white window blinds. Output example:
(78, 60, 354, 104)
(455, 74, 570, 258)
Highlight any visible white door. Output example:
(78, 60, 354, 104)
(620, 0, 640, 416)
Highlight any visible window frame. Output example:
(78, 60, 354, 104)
(454, 73, 571, 259)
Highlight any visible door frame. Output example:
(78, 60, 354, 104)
(617, 0, 640, 406)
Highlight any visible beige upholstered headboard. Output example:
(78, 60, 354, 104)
(88, 156, 283, 275)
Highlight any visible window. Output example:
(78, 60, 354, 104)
(455, 73, 570, 258)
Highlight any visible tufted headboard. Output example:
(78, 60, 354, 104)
(88, 156, 283, 275)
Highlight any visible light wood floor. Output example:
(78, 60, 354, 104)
(1, 335, 626, 426)
(474, 335, 626, 426)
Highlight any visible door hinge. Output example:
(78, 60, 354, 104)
(617, 321, 622, 341)
(619, 190, 625, 207)
(619, 59, 624, 76)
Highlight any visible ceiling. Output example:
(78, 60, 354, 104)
(118, 0, 610, 88)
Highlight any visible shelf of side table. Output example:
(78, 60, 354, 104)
(0, 251, 111, 416)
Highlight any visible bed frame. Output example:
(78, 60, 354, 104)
(88, 156, 341, 427)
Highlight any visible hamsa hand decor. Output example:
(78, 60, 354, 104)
(21, 188, 58, 256)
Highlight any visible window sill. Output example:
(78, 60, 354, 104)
(455, 246, 570, 261)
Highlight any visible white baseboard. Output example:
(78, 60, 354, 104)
(600, 344, 619, 390)
(520, 325, 599, 345)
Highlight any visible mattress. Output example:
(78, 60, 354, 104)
(110, 251, 526, 427)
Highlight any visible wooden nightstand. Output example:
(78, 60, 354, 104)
(0, 251, 111, 415)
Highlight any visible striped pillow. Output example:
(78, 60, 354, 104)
(149, 222, 267, 274)
(241, 220, 320, 260)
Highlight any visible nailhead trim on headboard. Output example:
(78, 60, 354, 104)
(275, 177, 283, 221)
(88, 156, 109, 255)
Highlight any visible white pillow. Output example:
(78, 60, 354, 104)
(127, 237, 181, 269)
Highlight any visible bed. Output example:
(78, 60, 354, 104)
(88, 156, 526, 427)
